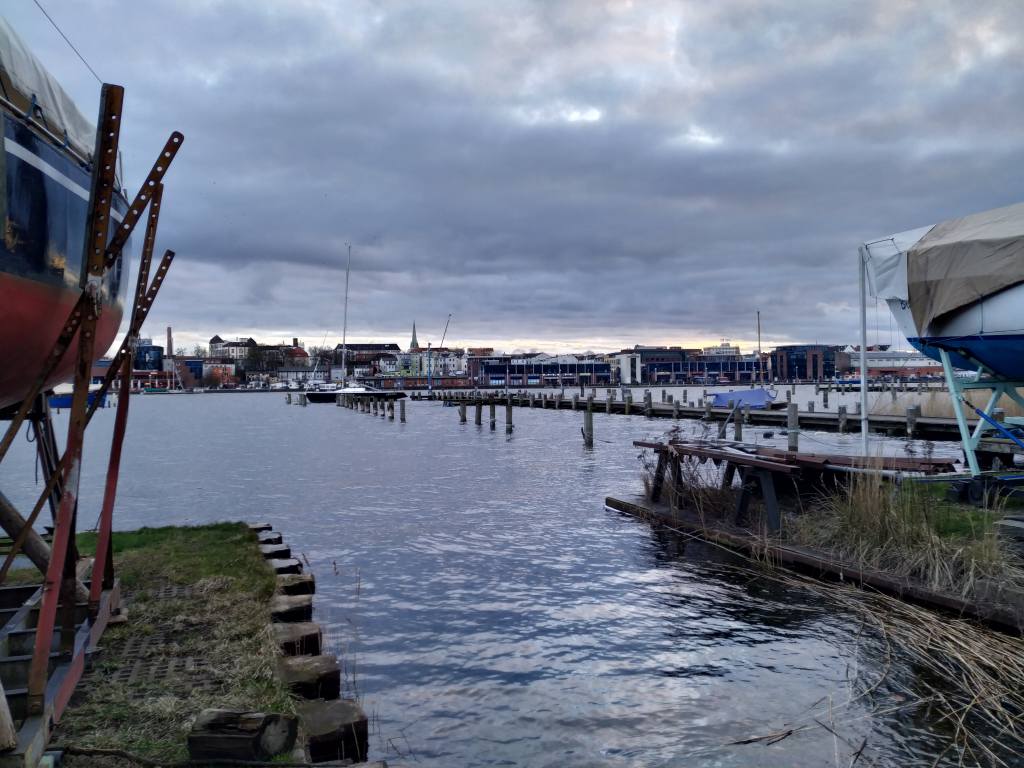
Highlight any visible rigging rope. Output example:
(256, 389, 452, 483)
(32, 0, 103, 84)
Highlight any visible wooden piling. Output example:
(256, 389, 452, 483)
(388, 401, 394, 420)
(400, 400, 406, 422)
(733, 407, 743, 441)
(489, 401, 496, 430)
(505, 398, 513, 434)
(474, 401, 482, 426)
(787, 403, 799, 451)
(906, 405, 918, 437)
(807, 401, 815, 413)
(822, 389, 829, 409)
(583, 409, 594, 448)
(838, 405, 848, 433)
(673, 400, 680, 419)
(624, 395, 632, 416)
(459, 403, 467, 423)
(644, 392, 652, 418)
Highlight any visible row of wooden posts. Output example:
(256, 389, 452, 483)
(441, 389, 934, 449)
(335, 394, 407, 422)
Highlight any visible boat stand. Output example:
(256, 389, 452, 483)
(0, 83, 182, 765)
(938, 348, 1024, 503)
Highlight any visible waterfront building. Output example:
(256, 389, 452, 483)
(772, 345, 848, 381)
(469, 353, 612, 387)
(841, 345, 944, 378)
(133, 338, 164, 371)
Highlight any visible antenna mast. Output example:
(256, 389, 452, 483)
(341, 243, 351, 377)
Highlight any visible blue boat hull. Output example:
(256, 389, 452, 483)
(909, 335, 1024, 381)
(48, 390, 107, 410)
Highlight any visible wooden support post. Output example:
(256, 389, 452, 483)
(388, 401, 395, 420)
(787, 403, 799, 452)
(672, 400, 680, 419)
(785, 389, 791, 403)
(582, 409, 594, 448)
(644, 392, 652, 417)
(459, 403, 467, 423)
(704, 400, 711, 419)
(400, 400, 406, 422)
(807, 401, 814, 413)
(906, 405, 918, 437)
(822, 389, 829, 409)
(624, 395, 632, 416)
(606, 397, 612, 415)
(661, 389, 667, 403)
(733, 407, 743, 440)
(838, 405, 848, 433)
(474, 401, 482, 425)
(489, 402, 496, 430)
(505, 398, 513, 434)
(650, 450, 667, 502)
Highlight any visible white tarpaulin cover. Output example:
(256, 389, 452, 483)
(0, 16, 95, 159)
(864, 202, 1024, 336)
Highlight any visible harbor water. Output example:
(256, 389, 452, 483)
(0, 394, 972, 765)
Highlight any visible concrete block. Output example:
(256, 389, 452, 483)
(260, 543, 292, 560)
(268, 558, 303, 575)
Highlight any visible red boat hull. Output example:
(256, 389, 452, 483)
(0, 271, 123, 410)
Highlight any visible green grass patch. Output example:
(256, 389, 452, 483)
(54, 522, 294, 763)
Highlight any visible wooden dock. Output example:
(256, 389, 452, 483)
(416, 389, 974, 440)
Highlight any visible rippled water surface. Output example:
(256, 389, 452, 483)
(0, 394, 971, 766)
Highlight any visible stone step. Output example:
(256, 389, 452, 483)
(248, 522, 273, 533)
(258, 531, 283, 545)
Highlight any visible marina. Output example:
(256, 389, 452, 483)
(2, 3, 1024, 766)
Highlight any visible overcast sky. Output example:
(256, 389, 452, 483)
(7, 1, 1024, 354)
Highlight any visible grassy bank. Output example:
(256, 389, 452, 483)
(51, 523, 293, 762)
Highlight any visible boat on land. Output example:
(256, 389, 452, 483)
(48, 382, 107, 410)
(304, 383, 406, 404)
(708, 388, 779, 410)
(864, 202, 1024, 380)
(0, 18, 132, 412)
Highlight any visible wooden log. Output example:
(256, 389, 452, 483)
(297, 699, 369, 764)
(270, 594, 313, 623)
(187, 709, 297, 762)
(272, 621, 323, 656)
(277, 572, 315, 596)
(277, 654, 341, 700)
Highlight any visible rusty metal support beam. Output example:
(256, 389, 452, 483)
(27, 83, 124, 715)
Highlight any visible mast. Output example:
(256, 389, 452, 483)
(757, 309, 763, 386)
(341, 243, 351, 379)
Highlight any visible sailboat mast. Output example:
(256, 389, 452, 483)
(341, 243, 351, 376)
(756, 309, 763, 386)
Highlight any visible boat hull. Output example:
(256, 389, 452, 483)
(886, 286, 1024, 380)
(0, 111, 129, 410)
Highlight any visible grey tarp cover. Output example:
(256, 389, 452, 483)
(0, 15, 95, 158)
(908, 201, 1024, 335)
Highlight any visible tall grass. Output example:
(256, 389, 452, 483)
(788, 472, 1018, 596)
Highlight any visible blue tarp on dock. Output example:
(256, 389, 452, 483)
(709, 388, 776, 409)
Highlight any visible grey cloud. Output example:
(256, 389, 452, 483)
(6, 0, 1024, 351)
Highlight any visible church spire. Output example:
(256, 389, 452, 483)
(410, 322, 419, 350)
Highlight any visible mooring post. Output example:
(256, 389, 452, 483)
(388, 401, 395, 420)
(733, 407, 743, 441)
(475, 401, 482, 426)
(583, 408, 594, 448)
(853, 400, 861, 416)
(743, 404, 751, 424)
(300, 393, 307, 407)
(704, 400, 711, 419)
(459, 403, 467, 423)
(838, 405, 848, 433)
(489, 401, 496, 430)
(606, 396, 612, 415)
(335, 393, 341, 407)
(785, 389, 791, 403)
(683, 389, 688, 404)
(673, 400, 680, 419)
(286, 393, 292, 404)
(661, 389, 666, 403)
(505, 398, 513, 434)
(822, 389, 829, 409)
(380, 398, 386, 418)
(891, 385, 897, 402)
(787, 403, 799, 451)
(644, 392, 652, 417)
(906, 405, 917, 437)
(807, 401, 815, 413)
(624, 394, 632, 416)
(572, 394, 579, 411)
(400, 399, 406, 422)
